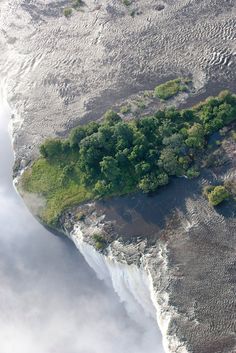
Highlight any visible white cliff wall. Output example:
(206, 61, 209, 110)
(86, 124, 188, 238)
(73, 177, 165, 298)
(70, 223, 190, 353)
(70, 224, 156, 323)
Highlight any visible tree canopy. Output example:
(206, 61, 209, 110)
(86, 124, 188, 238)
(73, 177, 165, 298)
(23, 91, 236, 224)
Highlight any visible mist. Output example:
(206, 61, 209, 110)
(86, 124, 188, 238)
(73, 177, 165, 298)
(0, 104, 164, 353)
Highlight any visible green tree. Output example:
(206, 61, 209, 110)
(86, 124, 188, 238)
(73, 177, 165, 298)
(104, 110, 121, 125)
(217, 103, 235, 124)
(100, 156, 120, 182)
(181, 109, 195, 121)
(207, 185, 229, 206)
(162, 133, 183, 149)
(138, 172, 168, 193)
(218, 90, 236, 105)
(114, 122, 134, 150)
(185, 167, 200, 179)
(138, 174, 158, 193)
(69, 126, 86, 148)
(135, 162, 151, 177)
(84, 121, 99, 136)
(185, 123, 205, 149)
(40, 139, 62, 159)
(158, 147, 179, 175)
(94, 180, 112, 195)
(97, 125, 115, 154)
(137, 116, 158, 133)
(156, 172, 169, 186)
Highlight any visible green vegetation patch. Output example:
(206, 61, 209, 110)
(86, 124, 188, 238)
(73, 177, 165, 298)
(93, 234, 107, 250)
(21, 156, 93, 225)
(63, 0, 84, 17)
(123, 0, 131, 6)
(21, 90, 236, 225)
(73, 0, 83, 8)
(120, 105, 131, 114)
(203, 185, 230, 206)
(154, 78, 189, 100)
(63, 7, 72, 17)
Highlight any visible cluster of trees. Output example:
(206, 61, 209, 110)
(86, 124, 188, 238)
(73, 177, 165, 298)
(39, 90, 236, 197)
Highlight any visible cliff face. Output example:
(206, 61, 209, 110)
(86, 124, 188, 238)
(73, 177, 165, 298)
(69, 225, 176, 353)
(1, 1, 236, 352)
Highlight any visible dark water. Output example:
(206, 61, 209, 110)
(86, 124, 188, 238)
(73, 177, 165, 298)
(0, 104, 164, 353)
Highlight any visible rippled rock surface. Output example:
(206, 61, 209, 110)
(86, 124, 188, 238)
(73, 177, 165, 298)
(0, 0, 236, 164)
(0, 1, 236, 352)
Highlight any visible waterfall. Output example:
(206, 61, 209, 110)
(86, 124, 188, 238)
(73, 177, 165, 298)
(70, 224, 156, 323)
(69, 222, 191, 353)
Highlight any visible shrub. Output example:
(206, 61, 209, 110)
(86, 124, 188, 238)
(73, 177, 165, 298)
(69, 126, 86, 148)
(186, 167, 200, 179)
(73, 0, 83, 8)
(40, 139, 62, 159)
(120, 105, 131, 114)
(137, 100, 146, 109)
(154, 79, 188, 100)
(63, 7, 72, 17)
(143, 90, 153, 98)
(207, 185, 230, 206)
(130, 9, 135, 17)
(103, 110, 121, 125)
(93, 234, 106, 250)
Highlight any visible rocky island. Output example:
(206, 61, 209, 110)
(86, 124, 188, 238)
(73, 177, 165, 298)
(0, 0, 235, 352)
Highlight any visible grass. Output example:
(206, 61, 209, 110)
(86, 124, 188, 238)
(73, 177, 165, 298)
(21, 158, 93, 225)
(21, 156, 137, 226)
(154, 78, 188, 100)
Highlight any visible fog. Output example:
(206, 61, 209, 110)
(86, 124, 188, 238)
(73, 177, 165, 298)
(0, 103, 164, 353)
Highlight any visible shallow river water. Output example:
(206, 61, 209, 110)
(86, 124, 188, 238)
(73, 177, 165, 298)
(0, 101, 164, 353)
